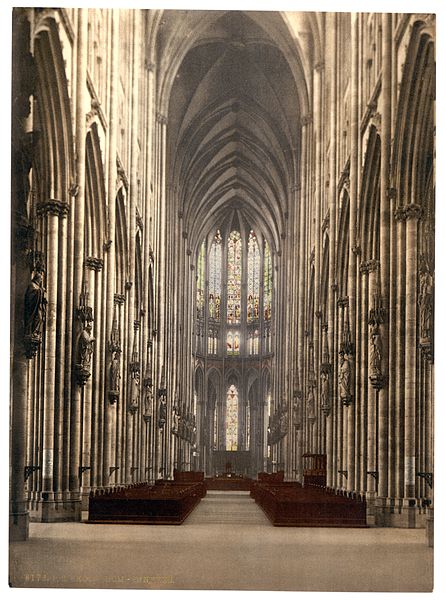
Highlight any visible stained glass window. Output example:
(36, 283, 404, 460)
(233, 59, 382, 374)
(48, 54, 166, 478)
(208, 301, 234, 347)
(246, 402, 250, 450)
(227, 230, 242, 324)
(263, 239, 272, 321)
(226, 384, 238, 451)
(247, 230, 260, 322)
(226, 331, 233, 354)
(208, 326, 218, 354)
(234, 331, 240, 355)
(267, 390, 272, 458)
(196, 240, 205, 320)
(213, 404, 218, 448)
(227, 331, 240, 356)
(253, 329, 259, 354)
(209, 230, 222, 320)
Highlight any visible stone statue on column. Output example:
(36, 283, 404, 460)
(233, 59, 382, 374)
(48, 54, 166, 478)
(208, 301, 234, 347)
(128, 365, 140, 414)
(369, 323, 383, 375)
(338, 351, 353, 406)
(143, 340, 153, 421)
(108, 303, 121, 405)
(307, 386, 316, 423)
(172, 403, 180, 436)
(158, 367, 168, 429)
(418, 255, 433, 343)
(320, 370, 331, 416)
(143, 383, 153, 423)
(74, 280, 95, 386)
(24, 268, 47, 358)
(368, 282, 385, 390)
(293, 391, 303, 431)
(158, 395, 167, 428)
(109, 347, 121, 405)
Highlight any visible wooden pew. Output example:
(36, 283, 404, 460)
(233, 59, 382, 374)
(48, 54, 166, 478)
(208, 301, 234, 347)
(251, 481, 367, 527)
(87, 480, 204, 525)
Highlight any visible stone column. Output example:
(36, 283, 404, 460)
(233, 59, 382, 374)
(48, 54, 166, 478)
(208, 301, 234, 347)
(69, 10, 88, 515)
(313, 61, 323, 460)
(80, 258, 102, 500)
(366, 261, 378, 523)
(359, 261, 369, 492)
(377, 12, 393, 505)
(38, 200, 68, 519)
(103, 9, 119, 487)
(54, 210, 69, 504)
(90, 258, 104, 490)
(404, 204, 422, 504)
(297, 115, 310, 482)
(10, 219, 34, 540)
(348, 12, 360, 494)
(393, 208, 406, 499)
(327, 12, 338, 488)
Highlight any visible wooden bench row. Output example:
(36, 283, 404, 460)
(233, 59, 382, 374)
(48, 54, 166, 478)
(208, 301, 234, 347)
(87, 479, 205, 525)
(251, 481, 367, 527)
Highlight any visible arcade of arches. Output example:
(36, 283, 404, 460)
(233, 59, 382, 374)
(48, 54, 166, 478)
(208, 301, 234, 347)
(11, 8, 435, 543)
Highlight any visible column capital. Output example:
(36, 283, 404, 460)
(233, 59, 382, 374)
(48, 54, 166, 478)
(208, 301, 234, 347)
(85, 257, 104, 271)
(37, 199, 70, 218)
(114, 293, 125, 305)
(360, 259, 380, 275)
(405, 203, 423, 221)
(394, 206, 407, 222)
(394, 203, 423, 221)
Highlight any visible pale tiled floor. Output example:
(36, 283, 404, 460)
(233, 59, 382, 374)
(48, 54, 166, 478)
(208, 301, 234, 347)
(9, 491, 433, 592)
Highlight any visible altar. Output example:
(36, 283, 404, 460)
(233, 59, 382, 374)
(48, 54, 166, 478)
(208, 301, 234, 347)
(211, 450, 252, 476)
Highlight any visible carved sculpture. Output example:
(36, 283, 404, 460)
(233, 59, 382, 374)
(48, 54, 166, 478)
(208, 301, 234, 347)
(158, 395, 167, 428)
(320, 370, 331, 416)
(172, 404, 180, 435)
(418, 257, 434, 342)
(128, 365, 140, 414)
(75, 321, 95, 385)
(109, 347, 121, 405)
(143, 384, 153, 422)
(307, 386, 316, 423)
(24, 269, 47, 358)
(369, 323, 382, 376)
(338, 351, 353, 406)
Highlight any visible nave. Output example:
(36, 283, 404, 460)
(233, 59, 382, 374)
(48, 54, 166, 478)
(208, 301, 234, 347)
(10, 8, 435, 591)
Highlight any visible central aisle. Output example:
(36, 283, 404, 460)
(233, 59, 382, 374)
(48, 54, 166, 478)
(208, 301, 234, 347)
(186, 490, 270, 525)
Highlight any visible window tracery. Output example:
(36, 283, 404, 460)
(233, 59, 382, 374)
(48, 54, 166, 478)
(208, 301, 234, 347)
(209, 230, 222, 320)
(247, 230, 260, 323)
(227, 230, 242, 324)
(195, 225, 273, 358)
(226, 384, 239, 451)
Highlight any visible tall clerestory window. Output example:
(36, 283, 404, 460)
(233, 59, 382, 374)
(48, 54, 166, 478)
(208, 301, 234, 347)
(226, 384, 239, 451)
(263, 239, 272, 353)
(247, 230, 260, 355)
(196, 241, 205, 320)
(207, 230, 222, 354)
(227, 230, 242, 324)
(195, 224, 273, 357)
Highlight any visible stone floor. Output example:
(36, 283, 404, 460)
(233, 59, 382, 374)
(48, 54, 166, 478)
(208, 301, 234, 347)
(9, 491, 433, 592)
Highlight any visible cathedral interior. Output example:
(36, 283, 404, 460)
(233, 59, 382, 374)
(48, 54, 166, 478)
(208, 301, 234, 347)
(10, 6, 435, 591)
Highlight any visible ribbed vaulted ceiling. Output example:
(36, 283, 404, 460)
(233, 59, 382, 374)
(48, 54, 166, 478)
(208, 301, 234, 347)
(164, 11, 304, 253)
